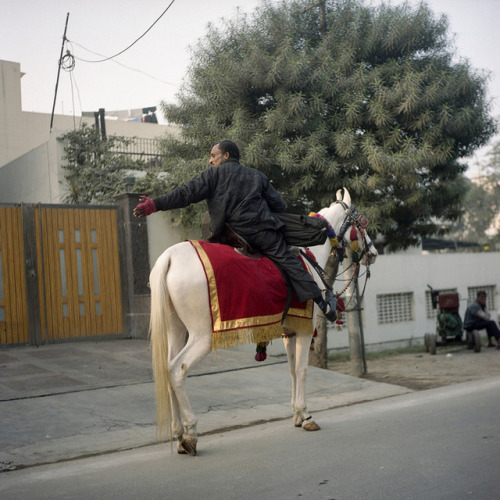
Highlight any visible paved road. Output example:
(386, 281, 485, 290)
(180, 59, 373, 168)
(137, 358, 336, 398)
(2, 377, 499, 500)
(0, 339, 409, 469)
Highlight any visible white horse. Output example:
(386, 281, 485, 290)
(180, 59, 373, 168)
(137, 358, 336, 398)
(149, 188, 377, 455)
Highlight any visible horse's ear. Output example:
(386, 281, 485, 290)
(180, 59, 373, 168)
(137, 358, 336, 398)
(343, 188, 351, 206)
(336, 189, 343, 201)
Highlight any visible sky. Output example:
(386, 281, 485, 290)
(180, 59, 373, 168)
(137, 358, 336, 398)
(1, 0, 499, 172)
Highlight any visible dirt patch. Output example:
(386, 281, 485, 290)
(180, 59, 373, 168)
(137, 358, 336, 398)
(328, 345, 500, 390)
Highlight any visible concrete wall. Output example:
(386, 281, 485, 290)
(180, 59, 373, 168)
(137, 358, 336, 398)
(0, 60, 25, 166)
(0, 138, 65, 203)
(147, 210, 202, 266)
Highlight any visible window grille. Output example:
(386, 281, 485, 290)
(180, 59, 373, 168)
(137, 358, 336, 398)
(425, 288, 457, 318)
(377, 292, 414, 324)
(468, 285, 496, 310)
(111, 137, 165, 166)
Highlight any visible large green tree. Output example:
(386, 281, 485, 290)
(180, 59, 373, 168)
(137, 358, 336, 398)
(152, 0, 495, 251)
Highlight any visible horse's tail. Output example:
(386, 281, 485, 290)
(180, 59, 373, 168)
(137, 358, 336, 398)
(149, 250, 173, 443)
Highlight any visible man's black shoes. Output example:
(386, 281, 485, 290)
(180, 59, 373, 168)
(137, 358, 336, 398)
(315, 291, 337, 322)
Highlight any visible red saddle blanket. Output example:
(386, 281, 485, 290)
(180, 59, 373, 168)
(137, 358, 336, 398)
(188, 240, 314, 349)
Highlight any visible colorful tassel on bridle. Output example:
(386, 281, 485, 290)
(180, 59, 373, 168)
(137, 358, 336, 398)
(309, 212, 343, 260)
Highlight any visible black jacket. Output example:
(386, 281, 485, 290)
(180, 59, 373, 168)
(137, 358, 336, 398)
(153, 159, 286, 237)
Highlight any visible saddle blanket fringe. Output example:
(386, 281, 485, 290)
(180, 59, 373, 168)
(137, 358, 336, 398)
(189, 240, 314, 350)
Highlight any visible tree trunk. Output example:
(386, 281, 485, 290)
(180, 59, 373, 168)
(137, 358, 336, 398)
(309, 254, 339, 369)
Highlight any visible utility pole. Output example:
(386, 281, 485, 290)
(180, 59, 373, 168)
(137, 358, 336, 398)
(50, 12, 70, 132)
(355, 279, 367, 373)
(345, 267, 365, 377)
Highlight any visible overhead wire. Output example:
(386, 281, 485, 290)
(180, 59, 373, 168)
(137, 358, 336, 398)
(60, 51, 75, 72)
(69, 70, 84, 128)
(59, 42, 83, 126)
(68, 0, 176, 63)
(52, 1, 177, 127)
(69, 70, 76, 128)
(69, 40, 176, 86)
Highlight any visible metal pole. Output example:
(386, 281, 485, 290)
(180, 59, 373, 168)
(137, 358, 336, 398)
(50, 12, 70, 132)
(346, 269, 363, 377)
(99, 108, 107, 140)
(355, 279, 367, 374)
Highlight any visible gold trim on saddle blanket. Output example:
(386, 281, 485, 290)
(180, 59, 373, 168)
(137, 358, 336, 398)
(283, 300, 314, 337)
(189, 240, 314, 349)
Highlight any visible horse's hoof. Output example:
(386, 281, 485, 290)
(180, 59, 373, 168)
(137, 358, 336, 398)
(180, 437, 197, 456)
(177, 441, 188, 454)
(303, 420, 321, 431)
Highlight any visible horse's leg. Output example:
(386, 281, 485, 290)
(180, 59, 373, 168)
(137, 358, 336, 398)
(294, 333, 320, 431)
(282, 334, 298, 424)
(168, 331, 212, 455)
(157, 242, 212, 456)
(165, 314, 189, 448)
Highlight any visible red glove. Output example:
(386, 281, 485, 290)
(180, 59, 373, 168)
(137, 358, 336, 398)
(134, 196, 157, 217)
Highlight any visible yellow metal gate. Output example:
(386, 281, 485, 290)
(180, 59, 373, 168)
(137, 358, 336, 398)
(0, 207, 28, 344)
(0, 206, 123, 344)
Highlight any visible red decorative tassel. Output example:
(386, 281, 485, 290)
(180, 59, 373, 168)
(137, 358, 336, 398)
(350, 226, 358, 241)
(255, 342, 268, 362)
(255, 351, 267, 361)
(336, 297, 345, 312)
(336, 297, 345, 325)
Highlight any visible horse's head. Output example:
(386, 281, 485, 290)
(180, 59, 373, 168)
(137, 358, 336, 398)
(319, 188, 378, 266)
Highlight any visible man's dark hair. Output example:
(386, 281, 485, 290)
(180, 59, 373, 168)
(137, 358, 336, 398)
(477, 290, 487, 298)
(217, 140, 240, 161)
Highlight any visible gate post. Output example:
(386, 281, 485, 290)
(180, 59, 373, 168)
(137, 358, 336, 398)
(21, 204, 43, 346)
(116, 193, 151, 338)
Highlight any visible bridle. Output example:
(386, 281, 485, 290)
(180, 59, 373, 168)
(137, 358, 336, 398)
(334, 200, 376, 265)
(333, 200, 376, 311)
(300, 200, 375, 312)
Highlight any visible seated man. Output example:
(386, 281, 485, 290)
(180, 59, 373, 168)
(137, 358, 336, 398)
(464, 291, 500, 349)
(133, 140, 337, 321)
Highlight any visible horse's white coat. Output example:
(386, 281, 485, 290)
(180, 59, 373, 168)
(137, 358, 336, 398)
(149, 188, 377, 455)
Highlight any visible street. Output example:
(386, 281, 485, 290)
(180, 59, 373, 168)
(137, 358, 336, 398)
(1, 377, 499, 500)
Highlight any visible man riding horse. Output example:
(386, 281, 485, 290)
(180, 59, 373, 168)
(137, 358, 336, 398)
(133, 140, 337, 321)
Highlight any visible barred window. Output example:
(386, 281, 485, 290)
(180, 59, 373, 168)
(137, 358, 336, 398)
(425, 288, 457, 319)
(468, 285, 496, 310)
(377, 293, 414, 324)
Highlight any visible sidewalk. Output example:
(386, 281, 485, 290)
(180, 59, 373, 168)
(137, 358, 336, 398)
(0, 338, 411, 470)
